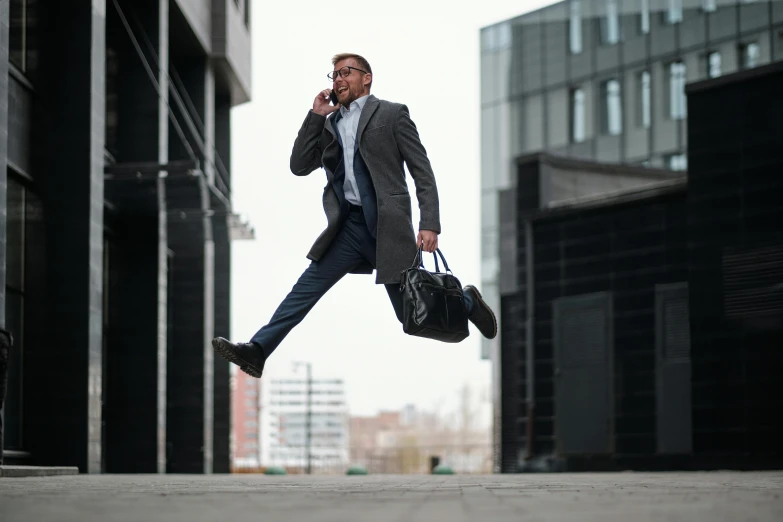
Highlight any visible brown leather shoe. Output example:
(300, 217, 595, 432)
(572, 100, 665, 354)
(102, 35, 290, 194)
(212, 337, 266, 378)
(464, 285, 498, 339)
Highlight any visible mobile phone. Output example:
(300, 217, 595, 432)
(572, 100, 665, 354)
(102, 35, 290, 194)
(329, 89, 339, 105)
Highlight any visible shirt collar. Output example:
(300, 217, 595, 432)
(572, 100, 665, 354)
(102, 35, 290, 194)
(340, 94, 370, 116)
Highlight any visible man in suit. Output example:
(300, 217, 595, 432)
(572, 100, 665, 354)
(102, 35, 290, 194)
(213, 53, 497, 378)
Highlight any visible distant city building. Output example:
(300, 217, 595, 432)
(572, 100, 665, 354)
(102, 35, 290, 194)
(260, 377, 349, 471)
(400, 403, 418, 427)
(349, 411, 404, 457)
(231, 370, 262, 469)
(349, 405, 493, 474)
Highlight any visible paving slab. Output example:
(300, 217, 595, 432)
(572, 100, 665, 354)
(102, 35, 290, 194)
(0, 472, 781, 522)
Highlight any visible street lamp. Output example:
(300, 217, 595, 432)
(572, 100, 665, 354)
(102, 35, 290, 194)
(292, 361, 312, 475)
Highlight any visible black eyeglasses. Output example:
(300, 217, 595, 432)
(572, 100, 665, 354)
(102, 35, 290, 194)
(327, 66, 368, 81)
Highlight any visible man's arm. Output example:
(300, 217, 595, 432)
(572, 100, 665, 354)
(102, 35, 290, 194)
(290, 89, 340, 176)
(393, 104, 441, 235)
(290, 111, 327, 176)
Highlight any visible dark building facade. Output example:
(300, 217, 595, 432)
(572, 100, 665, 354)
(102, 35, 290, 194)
(500, 178, 690, 471)
(481, 0, 783, 469)
(498, 61, 783, 472)
(0, 0, 253, 473)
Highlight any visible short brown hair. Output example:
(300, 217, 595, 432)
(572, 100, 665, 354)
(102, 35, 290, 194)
(332, 53, 372, 89)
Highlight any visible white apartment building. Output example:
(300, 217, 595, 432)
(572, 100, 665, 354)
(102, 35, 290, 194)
(260, 376, 349, 471)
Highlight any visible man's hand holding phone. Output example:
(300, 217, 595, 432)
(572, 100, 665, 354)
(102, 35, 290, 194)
(313, 89, 340, 117)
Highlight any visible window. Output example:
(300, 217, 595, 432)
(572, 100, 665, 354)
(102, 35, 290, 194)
(600, 0, 620, 45)
(638, 71, 651, 129)
(706, 51, 721, 78)
(703, 0, 717, 12)
(666, 153, 688, 171)
(668, 62, 687, 120)
(9, 0, 38, 76)
(570, 88, 586, 143)
(570, 0, 582, 54)
(601, 79, 623, 135)
(740, 42, 760, 69)
(666, 0, 683, 24)
(639, 0, 650, 35)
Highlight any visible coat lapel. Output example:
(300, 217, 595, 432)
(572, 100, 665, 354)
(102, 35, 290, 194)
(356, 94, 380, 148)
(322, 111, 342, 182)
(326, 111, 338, 137)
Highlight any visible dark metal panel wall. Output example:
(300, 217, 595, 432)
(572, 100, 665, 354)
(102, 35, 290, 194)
(24, 0, 106, 472)
(102, 0, 169, 474)
(0, 0, 9, 323)
(515, 187, 688, 465)
(6, 76, 31, 175)
(212, 95, 232, 473)
(212, 215, 231, 473)
(166, 178, 214, 473)
(655, 282, 692, 454)
(499, 293, 524, 473)
(686, 63, 783, 458)
(104, 216, 166, 472)
(553, 292, 613, 456)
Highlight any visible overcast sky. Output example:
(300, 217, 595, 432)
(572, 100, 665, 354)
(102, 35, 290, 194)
(229, 0, 551, 422)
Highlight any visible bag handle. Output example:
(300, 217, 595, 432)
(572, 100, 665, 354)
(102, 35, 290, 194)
(409, 246, 452, 274)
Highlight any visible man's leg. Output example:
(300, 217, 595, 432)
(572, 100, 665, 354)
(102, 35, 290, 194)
(462, 285, 496, 339)
(250, 218, 367, 357)
(213, 212, 368, 377)
(250, 252, 358, 356)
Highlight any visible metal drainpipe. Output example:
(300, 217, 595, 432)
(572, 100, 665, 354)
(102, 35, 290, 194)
(524, 219, 535, 463)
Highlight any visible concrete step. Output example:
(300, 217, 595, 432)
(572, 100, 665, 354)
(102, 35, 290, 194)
(0, 465, 79, 478)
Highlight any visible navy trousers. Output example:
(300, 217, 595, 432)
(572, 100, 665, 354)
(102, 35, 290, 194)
(250, 206, 474, 357)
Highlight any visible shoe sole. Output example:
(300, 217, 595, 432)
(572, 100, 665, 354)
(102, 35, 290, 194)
(466, 285, 498, 339)
(212, 338, 262, 378)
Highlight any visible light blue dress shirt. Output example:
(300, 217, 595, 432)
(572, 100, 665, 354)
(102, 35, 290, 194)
(336, 95, 369, 206)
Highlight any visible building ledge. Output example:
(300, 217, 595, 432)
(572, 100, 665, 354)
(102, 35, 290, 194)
(530, 177, 688, 221)
(517, 152, 681, 181)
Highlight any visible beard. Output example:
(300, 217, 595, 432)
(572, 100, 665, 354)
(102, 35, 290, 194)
(338, 86, 362, 108)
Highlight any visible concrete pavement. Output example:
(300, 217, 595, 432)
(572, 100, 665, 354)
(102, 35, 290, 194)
(1, 472, 781, 521)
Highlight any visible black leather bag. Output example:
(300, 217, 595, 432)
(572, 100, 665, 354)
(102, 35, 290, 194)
(399, 247, 470, 343)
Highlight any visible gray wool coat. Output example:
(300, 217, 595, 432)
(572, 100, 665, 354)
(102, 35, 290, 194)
(290, 95, 441, 284)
